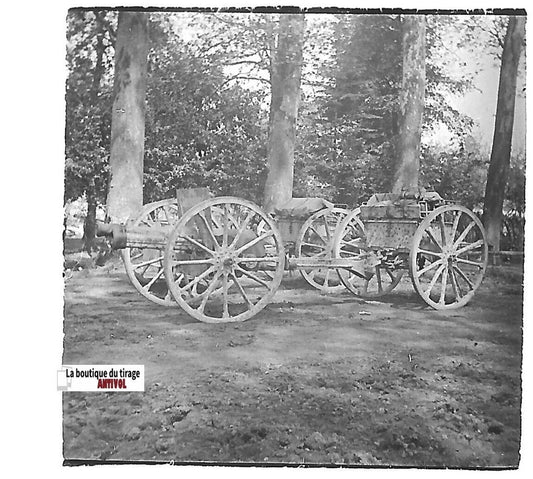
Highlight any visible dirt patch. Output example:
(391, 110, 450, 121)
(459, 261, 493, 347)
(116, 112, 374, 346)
(62, 260, 523, 467)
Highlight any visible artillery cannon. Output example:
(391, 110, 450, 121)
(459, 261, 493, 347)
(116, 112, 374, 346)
(97, 188, 488, 322)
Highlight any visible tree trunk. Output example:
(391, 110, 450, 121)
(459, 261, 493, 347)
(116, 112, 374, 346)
(106, 12, 149, 223)
(482, 16, 526, 253)
(83, 12, 106, 253)
(392, 15, 426, 194)
(263, 14, 305, 213)
(83, 178, 97, 253)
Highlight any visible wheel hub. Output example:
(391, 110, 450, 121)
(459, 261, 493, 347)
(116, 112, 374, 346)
(213, 248, 237, 271)
(441, 245, 457, 263)
(223, 257, 234, 268)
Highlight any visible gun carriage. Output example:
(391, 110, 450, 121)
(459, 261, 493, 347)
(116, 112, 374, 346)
(97, 188, 488, 323)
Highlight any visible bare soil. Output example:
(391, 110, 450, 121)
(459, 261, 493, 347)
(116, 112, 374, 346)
(62, 258, 523, 468)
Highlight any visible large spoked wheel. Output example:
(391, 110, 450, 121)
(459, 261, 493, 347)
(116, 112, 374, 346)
(410, 205, 488, 309)
(122, 199, 180, 306)
(164, 197, 285, 323)
(333, 211, 404, 298)
(295, 207, 353, 293)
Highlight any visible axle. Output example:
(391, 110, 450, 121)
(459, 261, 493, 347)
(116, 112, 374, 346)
(288, 256, 366, 270)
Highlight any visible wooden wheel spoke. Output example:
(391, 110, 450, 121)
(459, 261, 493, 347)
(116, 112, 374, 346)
(235, 230, 274, 255)
(181, 234, 215, 256)
(323, 268, 331, 286)
(184, 281, 222, 304)
(452, 265, 474, 290)
(130, 251, 144, 261)
(162, 205, 171, 224)
(453, 221, 476, 249)
(182, 281, 206, 302)
(455, 257, 484, 268)
(375, 267, 383, 293)
(339, 249, 361, 258)
(230, 272, 253, 308)
(301, 241, 326, 250)
(341, 238, 364, 248)
(198, 271, 223, 313)
(426, 264, 446, 297)
(418, 249, 442, 258)
(197, 211, 220, 249)
(439, 214, 447, 247)
(133, 255, 164, 270)
(426, 228, 443, 251)
(141, 264, 151, 276)
(180, 265, 217, 293)
(222, 273, 229, 319)
(322, 216, 332, 240)
(386, 268, 396, 281)
(229, 209, 255, 249)
(346, 268, 368, 280)
(450, 211, 462, 244)
(235, 266, 272, 288)
(222, 204, 229, 248)
(455, 239, 484, 257)
(142, 267, 165, 291)
(309, 225, 328, 245)
(449, 266, 462, 299)
(439, 265, 448, 304)
(417, 257, 443, 276)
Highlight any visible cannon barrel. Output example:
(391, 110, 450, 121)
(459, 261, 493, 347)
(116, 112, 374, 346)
(96, 221, 171, 250)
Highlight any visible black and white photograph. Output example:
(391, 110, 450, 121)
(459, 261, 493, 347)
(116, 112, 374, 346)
(59, 6, 526, 469)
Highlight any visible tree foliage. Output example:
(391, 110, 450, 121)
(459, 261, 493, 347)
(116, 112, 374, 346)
(64, 12, 526, 250)
(294, 14, 482, 207)
(143, 26, 268, 204)
(65, 10, 115, 206)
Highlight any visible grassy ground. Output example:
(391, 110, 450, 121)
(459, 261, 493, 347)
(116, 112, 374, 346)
(62, 259, 523, 467)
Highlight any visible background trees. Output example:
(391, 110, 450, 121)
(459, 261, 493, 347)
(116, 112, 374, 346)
(65, 10, 115, 250)
(143, 16, 269, 204)
(65, 11, 527, 253)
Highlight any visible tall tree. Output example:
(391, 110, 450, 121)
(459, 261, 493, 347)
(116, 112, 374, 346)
(482, 15, 526, 252)
(263, 14, 305, 213)
(393, 15, 426, 194)
(82, 11, 107, 251)
(106, 12, 149, 223)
